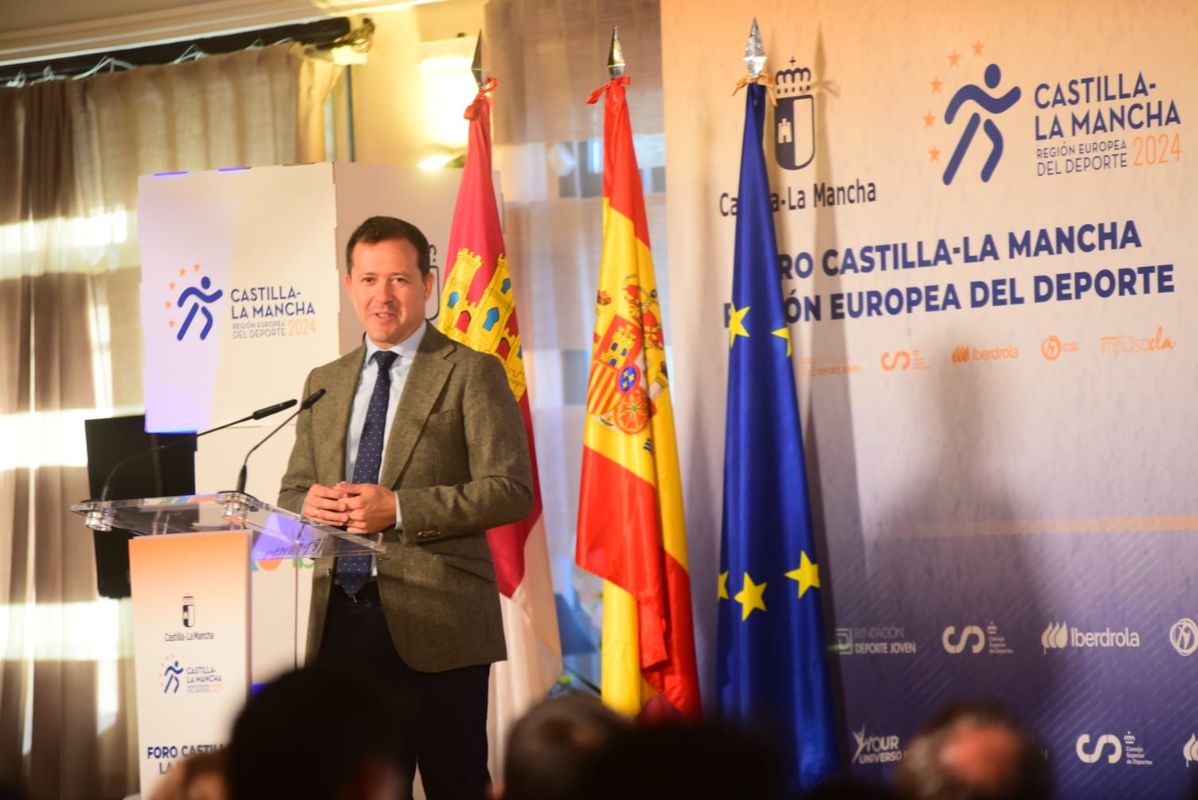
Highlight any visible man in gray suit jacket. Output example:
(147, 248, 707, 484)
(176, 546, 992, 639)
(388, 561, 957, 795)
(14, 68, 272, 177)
(278, 216, 532, 800)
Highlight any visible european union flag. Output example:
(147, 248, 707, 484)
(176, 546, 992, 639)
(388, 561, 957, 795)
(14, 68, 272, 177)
(716, 82, 839, 792)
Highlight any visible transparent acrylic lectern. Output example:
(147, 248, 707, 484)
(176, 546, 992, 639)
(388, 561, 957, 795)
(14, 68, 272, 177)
(70, 491, 386, 793)
(71, 490, 387, 560)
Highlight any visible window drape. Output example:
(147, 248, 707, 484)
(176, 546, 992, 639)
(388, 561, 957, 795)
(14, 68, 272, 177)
(0, 43, 340, 800)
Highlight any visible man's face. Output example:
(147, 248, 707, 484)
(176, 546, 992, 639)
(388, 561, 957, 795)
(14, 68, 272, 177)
(345, 238, 433, 348)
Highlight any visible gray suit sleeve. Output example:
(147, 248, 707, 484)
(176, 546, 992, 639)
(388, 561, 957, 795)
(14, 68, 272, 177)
(277, 371, 316, 515)
(395, 352, 533, 541)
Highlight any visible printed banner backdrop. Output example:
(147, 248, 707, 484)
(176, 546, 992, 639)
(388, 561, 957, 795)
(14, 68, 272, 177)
(660, 1, 1196, 796)
(138, 164, 342, 435)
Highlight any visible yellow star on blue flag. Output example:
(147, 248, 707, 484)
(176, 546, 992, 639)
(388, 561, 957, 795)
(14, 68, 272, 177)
(733, 573, 767, 620)
(785, 551, 820, 598)
(728, 303, 750, 348)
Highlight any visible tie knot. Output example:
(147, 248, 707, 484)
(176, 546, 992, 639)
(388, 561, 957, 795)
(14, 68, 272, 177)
(372, 350, 399, 371)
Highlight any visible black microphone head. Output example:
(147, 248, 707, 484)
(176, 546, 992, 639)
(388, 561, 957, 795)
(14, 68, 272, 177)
(251, 398, 297, 420)
(301, 388, 327, 410)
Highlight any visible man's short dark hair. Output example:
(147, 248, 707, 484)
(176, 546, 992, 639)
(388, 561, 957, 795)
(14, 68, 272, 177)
(345, 216, 432, 277)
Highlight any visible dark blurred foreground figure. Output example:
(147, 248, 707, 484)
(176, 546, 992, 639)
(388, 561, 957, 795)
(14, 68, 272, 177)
(895, 703, 1052, 800)
(149, 749, 227, 800)
(0, 782, 26, 800)
(578, 718, 787, 800)
(805, 775, 895, 800)
(498, 693, 630, 800)
(227, 667, 409, 800)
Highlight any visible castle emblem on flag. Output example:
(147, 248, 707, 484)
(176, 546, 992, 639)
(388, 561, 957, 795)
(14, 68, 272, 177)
(774, 58, 816, 171)
(441, 247, 527, 401)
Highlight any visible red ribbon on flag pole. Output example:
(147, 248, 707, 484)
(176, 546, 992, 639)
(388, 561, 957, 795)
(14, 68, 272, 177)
(464, 76, 499, 120)
(586, 75, 631, 105)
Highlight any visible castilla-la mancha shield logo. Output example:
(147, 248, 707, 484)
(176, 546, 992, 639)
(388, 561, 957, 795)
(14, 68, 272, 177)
(774, 59, 816, 170)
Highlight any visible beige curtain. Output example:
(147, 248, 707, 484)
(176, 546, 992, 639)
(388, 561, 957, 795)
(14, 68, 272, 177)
(0, 43, 340, 800)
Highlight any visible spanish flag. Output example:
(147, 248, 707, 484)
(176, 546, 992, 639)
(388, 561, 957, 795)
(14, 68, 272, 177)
(438, 77, 562, 768)
(576, 75, 700, 718)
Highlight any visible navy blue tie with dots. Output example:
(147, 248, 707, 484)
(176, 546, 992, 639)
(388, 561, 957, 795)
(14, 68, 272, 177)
(334, 349, 398, 597)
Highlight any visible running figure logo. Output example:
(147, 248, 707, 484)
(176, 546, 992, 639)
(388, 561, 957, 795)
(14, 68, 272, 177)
(175, 276, 223, 341)
(162, 659, 183, 694)
(942, 63, 1021, 184)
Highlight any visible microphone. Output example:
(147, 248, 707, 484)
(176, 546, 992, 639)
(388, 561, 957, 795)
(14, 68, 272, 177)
(235, 389, 326, 494)
(98, 398, 299, 501)
(251, 399, 297, 419)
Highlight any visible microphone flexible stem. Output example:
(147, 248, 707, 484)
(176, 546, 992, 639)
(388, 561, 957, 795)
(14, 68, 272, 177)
(236, 389, 326, 494)
(236, 412, 297, 493)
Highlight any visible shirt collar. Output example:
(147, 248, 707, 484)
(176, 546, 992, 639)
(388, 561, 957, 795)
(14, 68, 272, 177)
(363, 321, 427, 365)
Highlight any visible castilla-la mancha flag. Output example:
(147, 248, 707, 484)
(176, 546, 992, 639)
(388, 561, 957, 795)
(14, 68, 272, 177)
(438, 77, 562, 771)
(575, 74, 701, 718)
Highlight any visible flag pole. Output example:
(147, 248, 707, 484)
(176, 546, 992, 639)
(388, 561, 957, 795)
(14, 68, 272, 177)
(438, 37, 563, 779)
(715, 18, 839, 793)
(576, 23, 701, 720)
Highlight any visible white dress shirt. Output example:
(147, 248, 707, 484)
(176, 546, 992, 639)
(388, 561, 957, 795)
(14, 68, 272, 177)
(345, 321, 427, 530)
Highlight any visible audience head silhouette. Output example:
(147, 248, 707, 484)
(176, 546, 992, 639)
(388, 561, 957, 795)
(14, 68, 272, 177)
(499, 693, 630, 800)
(227, 667, 409, 800)
(578, 718, 786, 800)
(895, 703, 1051, 800)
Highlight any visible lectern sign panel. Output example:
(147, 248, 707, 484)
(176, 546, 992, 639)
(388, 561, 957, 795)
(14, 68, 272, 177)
(129, 532, 251, 797)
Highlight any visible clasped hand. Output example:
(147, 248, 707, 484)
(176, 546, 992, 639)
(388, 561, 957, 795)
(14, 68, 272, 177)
(302, 481, 396, 534)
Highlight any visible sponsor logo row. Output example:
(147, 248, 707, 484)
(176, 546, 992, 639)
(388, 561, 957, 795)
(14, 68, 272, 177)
(946, 327, 1174, 363)
(834, 617, 1198, 657)
(852, 727, 1197, 769)
(801, 327, 1176, 377)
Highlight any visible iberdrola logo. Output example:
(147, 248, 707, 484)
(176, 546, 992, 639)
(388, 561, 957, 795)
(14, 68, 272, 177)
(586, 275, 667, 437)
(1184, 733, 1198, 767)
(1041, 621, 1068, 651)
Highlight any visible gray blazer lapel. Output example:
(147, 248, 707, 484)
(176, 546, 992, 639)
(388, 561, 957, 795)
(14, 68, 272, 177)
(379, 328, 453, 489)
(321, 346, 365, 485)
